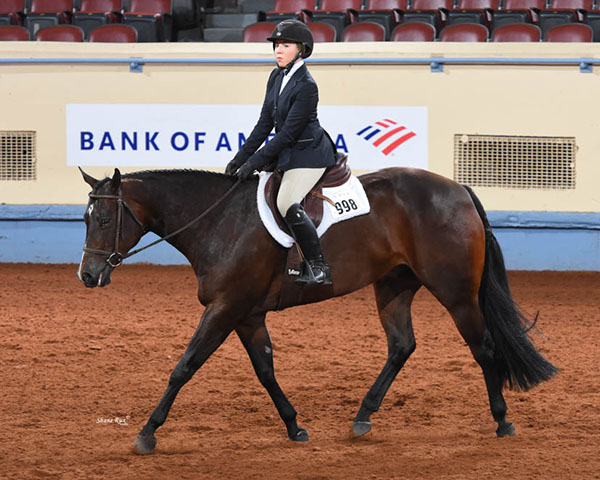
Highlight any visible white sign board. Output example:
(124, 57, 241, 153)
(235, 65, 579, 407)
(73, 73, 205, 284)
(66, 104, 428, 170)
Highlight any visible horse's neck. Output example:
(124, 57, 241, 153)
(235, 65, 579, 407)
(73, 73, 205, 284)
(128, 172, 235, 247)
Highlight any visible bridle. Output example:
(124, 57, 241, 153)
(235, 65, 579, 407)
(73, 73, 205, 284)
(83, 191, 145, 268)
(82, 179, 240, 268)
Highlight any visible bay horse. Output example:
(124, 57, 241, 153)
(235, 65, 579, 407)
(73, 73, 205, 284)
(77, 166, 557, 455)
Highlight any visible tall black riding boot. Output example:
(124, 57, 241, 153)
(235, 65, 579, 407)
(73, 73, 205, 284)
(285, 203, 332, 286)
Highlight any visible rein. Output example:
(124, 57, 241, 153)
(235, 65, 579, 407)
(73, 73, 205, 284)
(83, 179, 241, 268)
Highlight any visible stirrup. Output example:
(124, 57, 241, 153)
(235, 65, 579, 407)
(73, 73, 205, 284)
(295, 261, 332, 286)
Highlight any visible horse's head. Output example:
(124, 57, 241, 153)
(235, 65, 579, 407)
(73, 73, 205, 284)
(77, 168, 146, 288)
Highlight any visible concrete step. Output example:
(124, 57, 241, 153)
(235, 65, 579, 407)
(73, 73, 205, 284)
(177, 25, 204, 41)
(202, 27, 245, 42)
(204, 12, 259, 28)
(217, 0, 239, 10)
(240, 0, 275, 13)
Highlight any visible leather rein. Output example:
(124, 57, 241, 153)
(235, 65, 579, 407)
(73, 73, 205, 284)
(83, 179, 241, 268)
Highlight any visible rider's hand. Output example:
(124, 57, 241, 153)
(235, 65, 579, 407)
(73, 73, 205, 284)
(225, 158, 242, 176)
(236, 162, 255, 182)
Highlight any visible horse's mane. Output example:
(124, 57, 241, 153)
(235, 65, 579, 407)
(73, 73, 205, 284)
(125, 169, 225, 180)
(94, 169, 230, 191)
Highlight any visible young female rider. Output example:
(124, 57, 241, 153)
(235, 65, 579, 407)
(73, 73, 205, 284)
(225, 19, 336, 286)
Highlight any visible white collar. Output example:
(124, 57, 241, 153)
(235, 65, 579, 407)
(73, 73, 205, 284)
(285, 59, 304, 78)
(280, 59, 304, 94)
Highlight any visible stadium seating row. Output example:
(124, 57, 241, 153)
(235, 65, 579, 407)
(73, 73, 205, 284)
(1, 19, 590, 41)
(244, 19, 593, 40)
(2, 0, 598, 42)
(0, 0, 172, 41)
(259, 0, 600, 40)
(0, 24, 137, 41)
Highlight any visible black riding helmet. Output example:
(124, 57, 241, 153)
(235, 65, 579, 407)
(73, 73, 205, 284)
(267, 19, 314, 59)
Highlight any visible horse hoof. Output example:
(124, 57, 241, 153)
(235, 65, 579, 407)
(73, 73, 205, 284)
(496, 422, 516, 438)
(290, 429, 309, 442)
(352, 421, 372, 437)
(132, 434, 157, 455)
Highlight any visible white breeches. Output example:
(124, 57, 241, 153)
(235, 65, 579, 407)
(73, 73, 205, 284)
(276, 167, 327, 217)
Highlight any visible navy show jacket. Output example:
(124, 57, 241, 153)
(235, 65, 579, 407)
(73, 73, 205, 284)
(236, 64, 336, 172)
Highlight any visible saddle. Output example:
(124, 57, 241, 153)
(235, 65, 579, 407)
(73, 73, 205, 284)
(264, 152, 351, 231)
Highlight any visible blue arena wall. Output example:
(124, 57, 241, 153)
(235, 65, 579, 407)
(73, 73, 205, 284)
(1, 205, 599, 270)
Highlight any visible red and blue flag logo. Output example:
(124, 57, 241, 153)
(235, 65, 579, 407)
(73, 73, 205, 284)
(356, 119, 416, 156)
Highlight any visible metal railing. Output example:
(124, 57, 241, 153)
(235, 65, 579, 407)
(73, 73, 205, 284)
(0, 56, 598, 72)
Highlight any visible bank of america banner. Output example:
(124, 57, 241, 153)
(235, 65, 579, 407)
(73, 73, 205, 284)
(66, 104, 428, 170)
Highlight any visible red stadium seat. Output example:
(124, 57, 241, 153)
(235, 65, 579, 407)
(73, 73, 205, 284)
(25, 0, 73, 38)
(365, 0, 408, 8)
(35, 24, 84, 41)
(439, 22, 488, 40)
(265, 0, 315, 23)
(311, 0, 363, 41)
(89, 24, 138, 42)
(79, 0, 122, 9)
(545, 22, 593, 40)
(409, 0, 453, 8)
(268, 0, 316, 12)
(266, 0, 315, 14)
(402, 0, 454, 33)
(455, 0, 501, 8)
(307, 21, 336, 42)
(318, 0, 362, 10)
(546, 0, 591, 9)
(537, 0, 591, 37)
(491, 23, 541, 41)
(0, 0, 25, 26)
(125, 0, 170, 14)
(356, 0, 408, 39)
(391, 21, 436, 40)
(0, 25, 30, 40)
(122, 0, 172, 42)
(446, 0, 501, 28)
(72, 0, 122, 40)
(543, 0, 591, 12)
(29, 0, 73, 12)
(492, 0, 547, 30)
(243, 21, 277, 42)
(500, 0, 547, 10)
(342, 21, 386, 41)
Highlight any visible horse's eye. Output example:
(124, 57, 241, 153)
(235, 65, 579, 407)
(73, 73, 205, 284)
(99, 217, 111, 227)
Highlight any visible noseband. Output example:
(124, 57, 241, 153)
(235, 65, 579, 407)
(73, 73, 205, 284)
(83, 191, 145, 268)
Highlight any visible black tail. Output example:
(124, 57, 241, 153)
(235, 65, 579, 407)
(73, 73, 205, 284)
(463, 185, 558, 391)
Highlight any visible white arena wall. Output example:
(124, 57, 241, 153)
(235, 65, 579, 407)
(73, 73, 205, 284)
(0, 41, 599, 269)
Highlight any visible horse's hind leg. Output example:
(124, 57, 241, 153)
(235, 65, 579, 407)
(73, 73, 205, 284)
(133, 304, 236, 455)
(353, 266, 421, 436)
(236, 314, 307, 442)
(425, 258, 515, 437)
(444, 299, 515, 437)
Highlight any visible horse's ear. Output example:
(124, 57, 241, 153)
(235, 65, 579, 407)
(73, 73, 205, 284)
(78, 167, 98, 188)
(111, 168, 122, 191)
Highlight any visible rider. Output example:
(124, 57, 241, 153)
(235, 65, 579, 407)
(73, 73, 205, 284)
(226, 19, 336, 286)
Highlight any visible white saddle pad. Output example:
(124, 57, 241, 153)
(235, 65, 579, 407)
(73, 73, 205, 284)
(256, 171, 371, 248)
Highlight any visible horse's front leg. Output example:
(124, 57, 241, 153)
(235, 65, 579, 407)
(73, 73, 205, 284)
(133, 304, 237, 455)
(236, 314, 308, 442)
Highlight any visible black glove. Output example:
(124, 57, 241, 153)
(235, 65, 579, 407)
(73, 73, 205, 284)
(225, 158, 242, 176)
(236, 162, 255, 182)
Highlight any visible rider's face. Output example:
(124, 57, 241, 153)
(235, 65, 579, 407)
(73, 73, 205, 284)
(274, 41, 300, 68)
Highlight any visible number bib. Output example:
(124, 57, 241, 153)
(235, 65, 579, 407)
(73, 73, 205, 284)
(322, 175, 371, 222)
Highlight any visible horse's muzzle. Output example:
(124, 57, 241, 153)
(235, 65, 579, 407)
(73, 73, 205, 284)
(81, 266, 112, 288)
